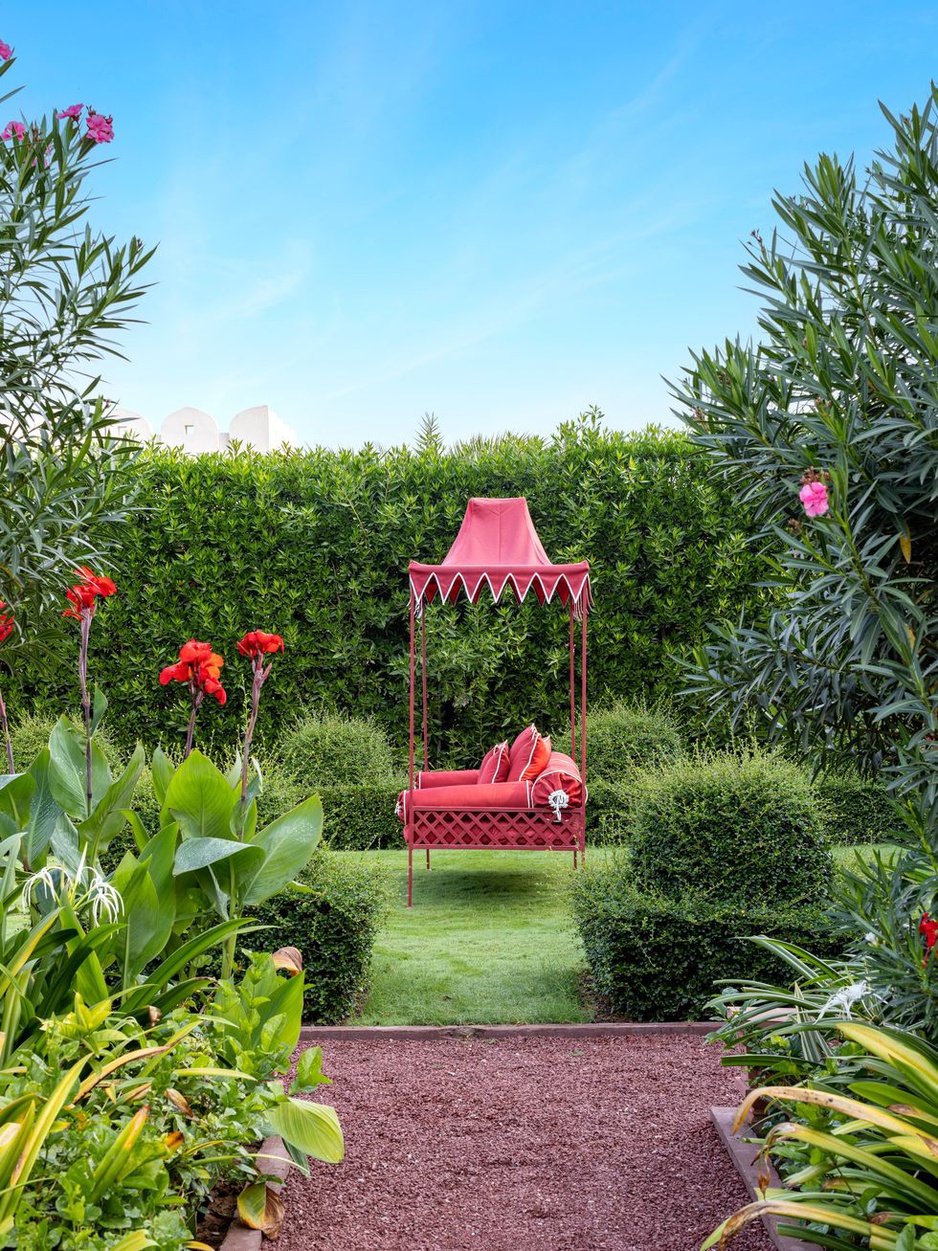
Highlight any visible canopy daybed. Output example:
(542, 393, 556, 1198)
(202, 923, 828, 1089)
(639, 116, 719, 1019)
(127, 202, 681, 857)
(399, 497, 591, 906)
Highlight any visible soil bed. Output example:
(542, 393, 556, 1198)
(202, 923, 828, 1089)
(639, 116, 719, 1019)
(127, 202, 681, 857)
(278, 1032, 773, 1251)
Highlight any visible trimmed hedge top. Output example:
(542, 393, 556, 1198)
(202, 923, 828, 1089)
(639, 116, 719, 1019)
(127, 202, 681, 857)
(583, 701, 683, 782)
(629, 752, 832, 908)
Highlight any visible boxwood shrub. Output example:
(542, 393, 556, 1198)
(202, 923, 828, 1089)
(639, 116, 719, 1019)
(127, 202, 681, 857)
(813, 770, 899, 846)
(572, 868, 840, 1021)
(275, 713, 399, 787)
(584, 700, 684, 782)
(629, 751, 832, 908)
(246, 850, 393, 1024)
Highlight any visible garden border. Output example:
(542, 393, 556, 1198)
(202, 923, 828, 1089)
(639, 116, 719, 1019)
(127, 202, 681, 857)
(710, 1108, 822, 1251)
(298, 1021, 714, 1040)
(218, 1135, 291, 1251)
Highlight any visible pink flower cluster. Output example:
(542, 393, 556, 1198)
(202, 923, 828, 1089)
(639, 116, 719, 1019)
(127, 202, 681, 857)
(798, 468, 831, 517)
(86, 110, 113, 143)
(57, 104, 114, 144)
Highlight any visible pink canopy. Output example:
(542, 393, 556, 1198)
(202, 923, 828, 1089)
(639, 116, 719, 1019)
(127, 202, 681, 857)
(409, 497, 592, 615)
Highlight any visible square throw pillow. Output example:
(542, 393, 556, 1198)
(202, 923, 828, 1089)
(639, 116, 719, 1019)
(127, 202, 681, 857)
(479, 740, 510, 785)
(507, 725, 552, 782)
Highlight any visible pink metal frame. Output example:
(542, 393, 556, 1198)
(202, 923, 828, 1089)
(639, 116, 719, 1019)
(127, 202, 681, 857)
(405, 594, 588, 906)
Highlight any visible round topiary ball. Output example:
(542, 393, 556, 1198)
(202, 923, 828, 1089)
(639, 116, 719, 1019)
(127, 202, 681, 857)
(585, 701, 683, 783)
(629, 751, 831, 908)
(277, 713, 397, 787)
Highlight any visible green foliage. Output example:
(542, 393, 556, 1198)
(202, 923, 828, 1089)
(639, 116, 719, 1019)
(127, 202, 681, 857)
(248, 851, 392, 1023)
(628, 752, 832, 908)
(572, 867, 839, 1021)
(672, 86, 938, 833)
(277, 713, 399, 786)
(583, 700, 684, 782)
(703, 1023, 938, 1250)
(6, 417, 766, 761)
(0, 55, 153, 629)
(813, 769, 899, 846)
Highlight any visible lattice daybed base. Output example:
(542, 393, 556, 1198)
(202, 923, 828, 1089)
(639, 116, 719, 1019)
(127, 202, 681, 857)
(405, 806, 585, 906)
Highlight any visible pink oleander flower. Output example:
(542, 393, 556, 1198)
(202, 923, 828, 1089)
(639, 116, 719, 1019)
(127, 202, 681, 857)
(58, 104, 83, 120)
(85, 111, 113, 144)
(0, 41, 11, 61)
(799, 480, 829, 517)
(2, 121, 25, 142)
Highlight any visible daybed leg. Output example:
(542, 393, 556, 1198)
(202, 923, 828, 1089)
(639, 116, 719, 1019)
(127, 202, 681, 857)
(408, 843, 413, 908)
(426, 848, 431, 871)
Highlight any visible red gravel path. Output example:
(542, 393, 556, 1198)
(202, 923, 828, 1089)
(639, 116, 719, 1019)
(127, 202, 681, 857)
(276, 1033, 773, 1251)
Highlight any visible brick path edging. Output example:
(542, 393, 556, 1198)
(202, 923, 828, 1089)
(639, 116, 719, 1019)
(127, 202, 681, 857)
(298, 1020, 716, 1041)
(710, 1107, 822, 1251)
(218, 1135, 291, 1251)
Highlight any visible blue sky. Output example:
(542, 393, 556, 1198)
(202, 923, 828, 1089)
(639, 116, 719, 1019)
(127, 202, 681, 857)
(6, 2, 938, 447)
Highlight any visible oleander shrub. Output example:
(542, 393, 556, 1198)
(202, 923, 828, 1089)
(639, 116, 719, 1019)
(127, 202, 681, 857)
(813, 769, 899, 846)
(629, 751, 832, 908)
(585, 700, 684, 781)
(277, 713, 399, 787)
(248, 850, 393, 1023)
(572, 868, 840, 1020)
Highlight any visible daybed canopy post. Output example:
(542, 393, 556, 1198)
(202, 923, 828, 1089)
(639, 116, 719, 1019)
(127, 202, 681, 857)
(569, 601, 576, 761)
(408, 593, 416, 908)
(421, 604, 429, 771)
(580, 606, 587, 786)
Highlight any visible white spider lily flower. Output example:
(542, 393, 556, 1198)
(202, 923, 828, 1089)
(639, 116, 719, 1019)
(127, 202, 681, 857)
(86, 870, 122, 926)
(818, 979, 875, 1019)
(23, 865, 58, 906)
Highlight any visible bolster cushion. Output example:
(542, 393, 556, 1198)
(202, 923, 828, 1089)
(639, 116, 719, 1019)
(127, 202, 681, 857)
(417, 769, 481, 789)
(531, 751, 586, 809)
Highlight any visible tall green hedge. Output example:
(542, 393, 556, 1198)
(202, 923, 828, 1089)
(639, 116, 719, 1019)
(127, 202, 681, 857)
(9, 415, 766, 763)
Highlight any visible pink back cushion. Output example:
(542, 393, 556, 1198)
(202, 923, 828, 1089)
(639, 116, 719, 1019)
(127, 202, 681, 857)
(507, 725, 552, 782)
(479, 741, 510, 785)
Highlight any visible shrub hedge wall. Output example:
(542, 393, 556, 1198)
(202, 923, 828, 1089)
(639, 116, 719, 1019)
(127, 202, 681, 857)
(7, 415, 766, 765)
(572, 871, 841, 1021)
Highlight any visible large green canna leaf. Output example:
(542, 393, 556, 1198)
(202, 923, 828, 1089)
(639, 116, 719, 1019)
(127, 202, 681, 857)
(150, 747, 174, 807)
(0, 773, 34, 834)
(241, 796, 323, 906)
(266, 1097, 344, 1163)
(23, 749, 63, 868)
(47, 718, 111, 818)
(174, 837, 265, 877)
(77, 744, 145, 857)
(164, 750, 238, 843)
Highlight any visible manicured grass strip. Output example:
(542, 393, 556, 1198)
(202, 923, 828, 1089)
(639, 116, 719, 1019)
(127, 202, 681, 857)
(344, 848, 609, 1026)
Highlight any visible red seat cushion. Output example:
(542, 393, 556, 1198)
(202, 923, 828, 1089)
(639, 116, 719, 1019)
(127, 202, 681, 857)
(478, 741, 510, 785)
(398, 781, 532, 822)
(507, 725, 552, 782)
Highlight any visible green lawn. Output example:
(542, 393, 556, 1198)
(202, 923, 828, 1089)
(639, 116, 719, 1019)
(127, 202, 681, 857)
(346, 847, 610, 1026)
(343, 842, 888, 1027)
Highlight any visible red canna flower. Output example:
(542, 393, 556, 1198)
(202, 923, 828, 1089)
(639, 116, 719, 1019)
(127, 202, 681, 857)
(0, 603, 14, 645)
(921, 912, 938, 965)
(159, 639, 226, 705)
(62, 566, 117, 619)
(236, 631, 284, 658)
